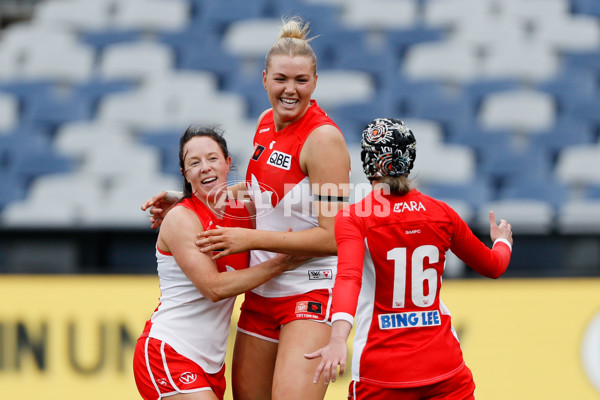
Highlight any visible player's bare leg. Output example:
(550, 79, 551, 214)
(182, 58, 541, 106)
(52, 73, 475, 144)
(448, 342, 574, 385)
(231, 331, 278, 400)
(272, 320, 331, 400)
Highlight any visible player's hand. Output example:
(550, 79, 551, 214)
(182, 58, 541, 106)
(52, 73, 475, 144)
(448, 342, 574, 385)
(141, 191, 181, 229)
(196, 226, 253, 260)
(304, 338, 347, 385)
(270, 253, 310, 271)
(489, 210, 513, 246)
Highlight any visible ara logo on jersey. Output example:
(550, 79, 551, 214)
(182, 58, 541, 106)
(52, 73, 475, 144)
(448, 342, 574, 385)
(308, 269, 333, 280)
(267, 150, 292, 170)
(252, 144, 266, 161)
(393, 201, 426, 213)
(379, 310, 441, 330)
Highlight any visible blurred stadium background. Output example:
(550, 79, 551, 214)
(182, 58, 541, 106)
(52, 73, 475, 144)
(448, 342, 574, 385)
(0, 0, 599, 399)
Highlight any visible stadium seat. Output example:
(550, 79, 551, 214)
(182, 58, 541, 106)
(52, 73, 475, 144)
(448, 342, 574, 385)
(0, 24, 78, 81)
(8, 148, 75, 183)
(572, 0, 600, 16)
(270, 0, 342, 35)
(481, 41, 559, 83)
(536, 66, 597, 112)
(533, 15, 600, 52)
(222, 18, 281, 69)
(81, 173, 181, 227)
(340, 0, 418, 31)
(402, 41, 481, 84)
(476, 199, 555, 234)
(423, 0, 490, 29)
(478, 142, 554, 184)
(312, 69, 376, 112)
(499, 174, 570, 210)
(222, 70, 272, 119)
(555, 145, 600, 189)
(562, 94, 600, 125)
(0, 93, 18, 132)
(80, 30, 142, 52)
(20, 87, 94, 130)
(193, 0, 270, 35)
(112, 0, 190, 32)
(53, 121, 135, 161)
(558, 200, 600, 234)
(478, 89, 556, 133)
(384, 26, 446, 60)
(411, 142, 477, 186)
(403, 86, 475, 133)
(460, 79, 521, 110)
(0, 171, 26, 210)
(331, 45, 400, 90)
(79, 143, 162, 182)
(528, 117, 595, 157)
(420, 176, 493, 211)
(99, 41, 175, 82)
(32, 0, 113, 31)
(177, 34, 242, 87)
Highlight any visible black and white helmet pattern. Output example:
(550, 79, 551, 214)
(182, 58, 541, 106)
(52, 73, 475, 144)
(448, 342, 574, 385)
(360, 118, 416, 180)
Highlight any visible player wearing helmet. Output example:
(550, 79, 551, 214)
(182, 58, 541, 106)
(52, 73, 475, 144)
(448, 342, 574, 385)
(306, 118, 513, 400)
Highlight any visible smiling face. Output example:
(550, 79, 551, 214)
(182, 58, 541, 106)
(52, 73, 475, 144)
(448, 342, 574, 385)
(181, 136, 231, 206)
(263, 54, 317, 131)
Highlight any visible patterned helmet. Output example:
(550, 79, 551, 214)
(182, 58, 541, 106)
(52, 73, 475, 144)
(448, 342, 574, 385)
(361, 118, 416, 180)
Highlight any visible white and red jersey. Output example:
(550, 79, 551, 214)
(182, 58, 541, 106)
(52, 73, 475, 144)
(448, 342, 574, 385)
(332, 188, 511, 388)
(142, 195, 251, 373)
(245, 100, 341, 297)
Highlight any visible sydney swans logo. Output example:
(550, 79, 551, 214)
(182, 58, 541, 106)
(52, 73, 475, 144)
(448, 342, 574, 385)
(204, 178, 278, 220)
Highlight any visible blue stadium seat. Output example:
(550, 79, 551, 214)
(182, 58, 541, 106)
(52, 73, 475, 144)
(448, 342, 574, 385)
(178, 36, 242, 88)
(138, 130, 181, 176)
(446, 124, 514, 155)
(73, 79, 136, 110)
(7, 148, 75, 183)
(403, 86, 475, 133)
(421, 176, 493, 211)
(192, 0, 270, 35)
(536, 66, 598, 112)
(528, 117, 595, 157)
(270, 0, 342, 34)
(478, 142, 554, 184)
(80, 30, 142, 52)
(0, 81, 56, 107)
(331, 46, 400, 90)
(222, 70, 271, 119)
(0, 170, 26, 210)
(572, 0, 600, 17)
(0, 125, 53, 169)
(327, 99, 396, 143)
(499, 174, 570, 210)
(384, 26, 446, 60)
(20, 86, 94, 131)
(460, 79, 521, 111)
(562, 94, 600, 125)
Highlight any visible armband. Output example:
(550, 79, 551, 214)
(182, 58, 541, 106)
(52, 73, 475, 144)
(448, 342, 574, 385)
(314, 194, 349, 203)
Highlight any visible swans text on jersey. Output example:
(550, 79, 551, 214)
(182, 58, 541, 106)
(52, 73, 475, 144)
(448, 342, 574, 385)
(379, 310, 441, 329)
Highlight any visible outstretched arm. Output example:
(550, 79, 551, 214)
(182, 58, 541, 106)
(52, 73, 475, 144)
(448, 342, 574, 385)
(196, 125, 351, 259)
(304, 320, 352, 384)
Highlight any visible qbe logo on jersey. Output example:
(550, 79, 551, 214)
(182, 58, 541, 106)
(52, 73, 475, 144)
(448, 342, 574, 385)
(267, 150, 292, 170)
